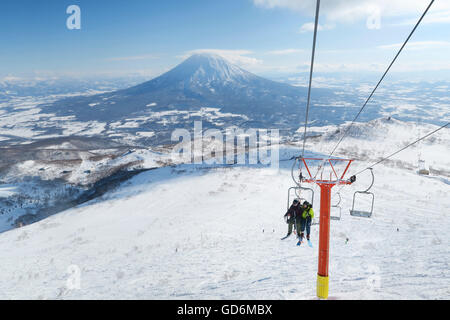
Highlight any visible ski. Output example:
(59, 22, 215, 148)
(307, 240, 313, 247)
(280, 234, 291, 240)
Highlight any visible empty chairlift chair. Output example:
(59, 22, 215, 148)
(330, 192, 342, 221)
(350, 168, 375, 218)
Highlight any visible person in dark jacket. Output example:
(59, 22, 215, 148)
(282, 199, 302, 239)
(298, 201, 315, 244)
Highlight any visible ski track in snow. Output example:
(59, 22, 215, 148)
(0, 153, 449, 300)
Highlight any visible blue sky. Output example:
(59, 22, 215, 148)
(1, 0, 449, 81)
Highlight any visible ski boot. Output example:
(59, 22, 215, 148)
(297, 233, 304, 246)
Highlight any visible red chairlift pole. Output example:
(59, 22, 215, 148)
(300, 158, 354, 299)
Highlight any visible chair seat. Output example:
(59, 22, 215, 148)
(350, 210, 372, 218)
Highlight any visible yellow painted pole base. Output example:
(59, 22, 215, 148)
(317, 274, 329, 299)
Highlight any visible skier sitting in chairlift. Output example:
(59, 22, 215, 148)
(298, 201, 314, 245)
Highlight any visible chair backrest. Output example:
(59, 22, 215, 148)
(330, 192, 342, 221)
(287, 186, 314, 210)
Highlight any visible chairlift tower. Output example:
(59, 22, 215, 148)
(297, 157, 355, 299)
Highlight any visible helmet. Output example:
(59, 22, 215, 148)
(293, 199, 300, 204)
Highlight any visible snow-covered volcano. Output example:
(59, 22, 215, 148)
(134, 53, 257, 87)
(118, 53, 312, 117)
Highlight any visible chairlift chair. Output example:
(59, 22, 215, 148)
(330, 192, 342, 221)
(287, 185, 319, 226)
(287, 185, 314, 211)
(418, 159, 430, 175)
(349, 168, 375, 218)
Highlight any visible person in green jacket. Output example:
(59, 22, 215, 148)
(299, 201, 314, 243)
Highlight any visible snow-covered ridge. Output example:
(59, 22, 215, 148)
(302, 117, 450, 174)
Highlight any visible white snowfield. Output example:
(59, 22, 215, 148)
(0, 147, 449, 299)
(304, 117, 450, 173)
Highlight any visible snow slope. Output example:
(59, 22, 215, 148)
(303, 117, 450, 174)
(0, 149, 448, 299)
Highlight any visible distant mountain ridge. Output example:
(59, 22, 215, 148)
(40, 54, 333, 133)
(2, 55, 447, 148)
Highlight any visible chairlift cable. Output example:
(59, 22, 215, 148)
(325, 0, 435, 159)
(301, 0, 321, 158)
(352, 122, 449, 176)
(292, 0, 437, 213)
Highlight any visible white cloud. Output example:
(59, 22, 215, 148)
(297, 62, 386, 73)
(298, 22, 335, 33)
(180, 49, 263, 67)
(253, 0, 450, 25)
(295, 60, 450, 73)
(266, 48, 305, 55)
(1, 76, 23, 82)
(395, 10, 450, 26)
(422, 10, 450, 24)
(378, 41, 450, 51)
(106, 54, 158, 62)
